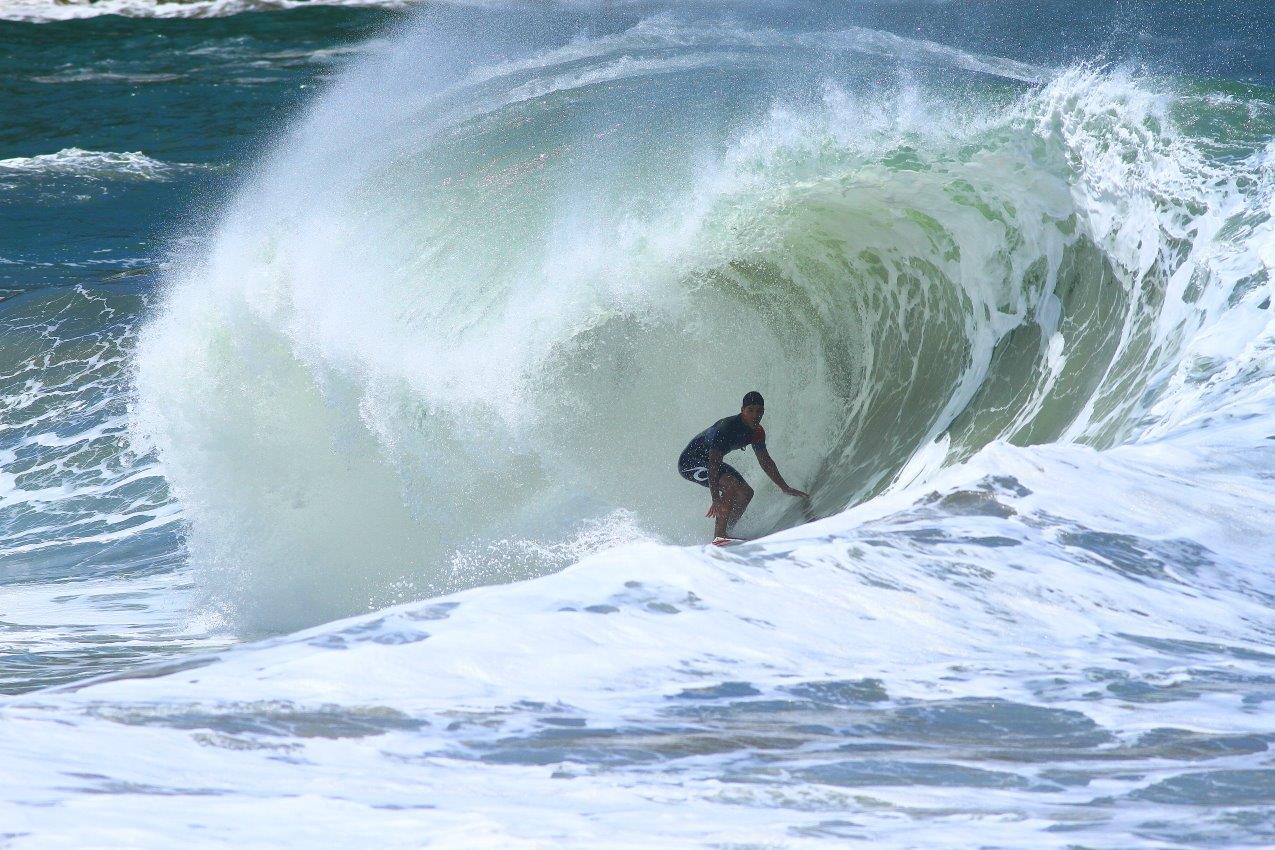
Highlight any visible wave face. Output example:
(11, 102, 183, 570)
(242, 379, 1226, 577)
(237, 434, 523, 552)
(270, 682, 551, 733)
(134, 11, 1275, 632)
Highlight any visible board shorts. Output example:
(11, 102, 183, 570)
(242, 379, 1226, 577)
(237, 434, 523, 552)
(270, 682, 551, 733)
(678, 447, 745, 489)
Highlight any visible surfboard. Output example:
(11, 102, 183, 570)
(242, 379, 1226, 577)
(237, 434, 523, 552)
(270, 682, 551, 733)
(711, 537, 745, 547)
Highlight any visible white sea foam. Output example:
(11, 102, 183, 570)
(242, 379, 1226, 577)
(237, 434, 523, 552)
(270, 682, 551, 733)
(3, 418, 1274, 845)
(0, 0, 417, 23)
(0, 148, 188, 180)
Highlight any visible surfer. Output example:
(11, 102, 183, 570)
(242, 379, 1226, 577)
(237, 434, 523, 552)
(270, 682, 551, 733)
(678, 391, 809, 544)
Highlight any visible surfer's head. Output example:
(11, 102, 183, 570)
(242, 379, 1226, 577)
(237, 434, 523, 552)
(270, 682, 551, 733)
(740, 390, 764, 426)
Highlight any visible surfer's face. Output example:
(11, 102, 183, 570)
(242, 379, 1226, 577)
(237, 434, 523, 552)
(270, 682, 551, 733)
(741, 403, 764, 427)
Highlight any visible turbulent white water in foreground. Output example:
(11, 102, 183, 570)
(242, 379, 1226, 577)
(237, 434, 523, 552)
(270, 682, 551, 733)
(5, 425, 1275, 846)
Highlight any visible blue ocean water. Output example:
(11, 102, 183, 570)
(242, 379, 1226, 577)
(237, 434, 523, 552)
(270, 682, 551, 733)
(3, 2, 1275, 846)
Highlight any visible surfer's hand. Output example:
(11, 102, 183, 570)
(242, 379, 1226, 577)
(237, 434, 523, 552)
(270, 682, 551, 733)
(706, 498, 724, 518)
(783, 486, 809, 499)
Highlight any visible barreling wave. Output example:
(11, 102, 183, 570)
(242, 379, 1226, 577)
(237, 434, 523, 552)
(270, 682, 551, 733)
(134, 12, 1275, 631)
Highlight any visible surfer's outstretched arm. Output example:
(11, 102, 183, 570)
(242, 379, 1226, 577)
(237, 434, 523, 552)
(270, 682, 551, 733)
(755, 447, 809, 499)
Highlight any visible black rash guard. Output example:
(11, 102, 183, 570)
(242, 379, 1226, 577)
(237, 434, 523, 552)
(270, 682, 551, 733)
(677, 415, 767, 487)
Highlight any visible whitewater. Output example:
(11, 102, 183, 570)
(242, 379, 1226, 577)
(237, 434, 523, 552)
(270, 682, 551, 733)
(2, 2, 1274, 847)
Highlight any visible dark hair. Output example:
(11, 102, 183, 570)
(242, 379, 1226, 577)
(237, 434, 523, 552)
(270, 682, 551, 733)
(742, 390, 764, 408)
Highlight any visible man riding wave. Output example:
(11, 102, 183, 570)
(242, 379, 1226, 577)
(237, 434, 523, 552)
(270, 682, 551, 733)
(678, 391, 808, 544)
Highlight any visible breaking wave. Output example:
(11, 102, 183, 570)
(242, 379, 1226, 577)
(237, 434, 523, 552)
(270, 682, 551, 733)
(134, 13, 1275, 631)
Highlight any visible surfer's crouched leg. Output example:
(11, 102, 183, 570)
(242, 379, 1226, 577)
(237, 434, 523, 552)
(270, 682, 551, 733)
(722, 474, 753, 530)
(680, 457, 750, 537)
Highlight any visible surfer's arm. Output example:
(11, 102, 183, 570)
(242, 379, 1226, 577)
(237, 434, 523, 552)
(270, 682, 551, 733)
(756, 447, 808, 498)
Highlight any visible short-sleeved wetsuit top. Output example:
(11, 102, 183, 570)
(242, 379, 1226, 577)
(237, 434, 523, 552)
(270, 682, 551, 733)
(678, 415, 766, 487)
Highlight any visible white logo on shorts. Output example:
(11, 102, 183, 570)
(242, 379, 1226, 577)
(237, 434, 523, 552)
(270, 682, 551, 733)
(690, 466, 709, 482)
